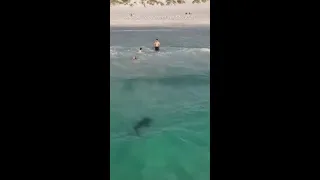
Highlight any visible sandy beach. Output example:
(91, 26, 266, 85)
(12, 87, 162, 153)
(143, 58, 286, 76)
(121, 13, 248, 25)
(110, 0, 210, 27)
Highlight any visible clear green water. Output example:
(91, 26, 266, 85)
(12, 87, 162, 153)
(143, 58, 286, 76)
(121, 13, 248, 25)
(110, 27, 210, 180)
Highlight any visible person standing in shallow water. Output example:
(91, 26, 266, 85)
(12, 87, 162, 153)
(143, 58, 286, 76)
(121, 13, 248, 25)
(153, 39, 160, 51)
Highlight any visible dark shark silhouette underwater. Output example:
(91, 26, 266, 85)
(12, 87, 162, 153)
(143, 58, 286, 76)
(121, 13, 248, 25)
(133, 117, 153, 136)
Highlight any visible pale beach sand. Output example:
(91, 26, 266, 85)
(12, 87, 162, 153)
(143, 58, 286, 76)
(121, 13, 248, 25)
(110, 0, 210, 27)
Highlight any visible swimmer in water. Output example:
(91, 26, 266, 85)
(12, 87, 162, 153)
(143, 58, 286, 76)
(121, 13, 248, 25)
(132, 56, 137, 60)
(153, 39, 160, 52)
(138, 47, 142, 53)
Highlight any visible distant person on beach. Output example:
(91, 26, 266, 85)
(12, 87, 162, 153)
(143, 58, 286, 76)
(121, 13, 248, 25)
(153, 39, 160, 52)
(138, 47, 142, 53)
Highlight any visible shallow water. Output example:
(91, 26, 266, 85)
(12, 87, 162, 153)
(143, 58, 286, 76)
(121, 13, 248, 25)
(110, 27, 210, 180)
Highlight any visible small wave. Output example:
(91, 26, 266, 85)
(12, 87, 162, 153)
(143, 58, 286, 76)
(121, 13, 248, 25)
(200, 48, 210, 53)
(110, 29, 180, 32)
(110, 46, 210, 57)
(110, 49, 118, 56)
(177, 47, 210, 55)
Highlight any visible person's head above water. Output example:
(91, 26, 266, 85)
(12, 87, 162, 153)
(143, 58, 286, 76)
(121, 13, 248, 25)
(140, 47, 142, 50)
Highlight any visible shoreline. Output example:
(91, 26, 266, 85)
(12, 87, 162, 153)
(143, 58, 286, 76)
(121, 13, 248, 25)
(110, 1, 210, 27)
(110, 23, 210, 28)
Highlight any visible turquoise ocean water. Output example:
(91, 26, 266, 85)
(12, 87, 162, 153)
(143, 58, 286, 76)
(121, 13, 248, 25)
(110, 27, 210, 180)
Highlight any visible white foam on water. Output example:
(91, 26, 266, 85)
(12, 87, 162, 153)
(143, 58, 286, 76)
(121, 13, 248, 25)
(110, 29, 181, 32)
(110, 46, 210, 58)
(200, 48, 210, 52)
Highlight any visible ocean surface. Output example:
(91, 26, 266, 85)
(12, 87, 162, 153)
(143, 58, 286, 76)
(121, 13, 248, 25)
(110, 26, 210, 180)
